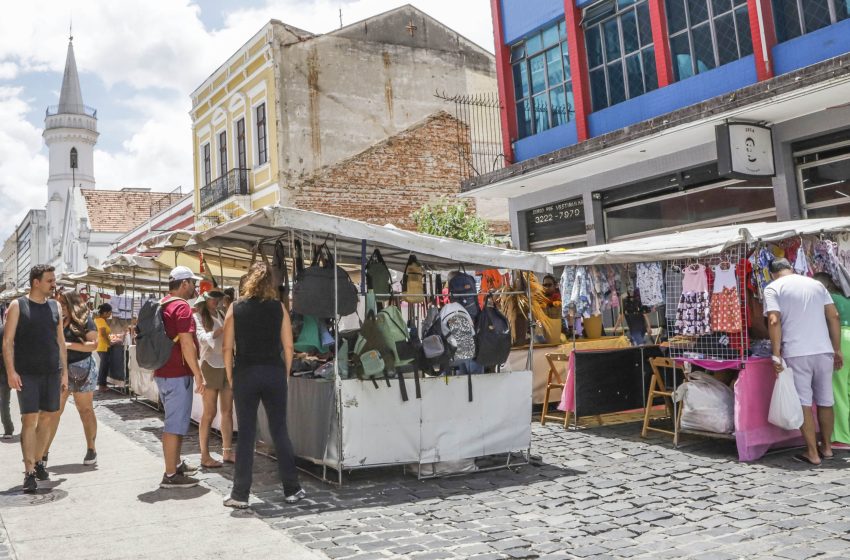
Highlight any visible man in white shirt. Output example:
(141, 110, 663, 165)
(765, 258, 843, 466)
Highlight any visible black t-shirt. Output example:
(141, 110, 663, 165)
(65, 316, 97, 364)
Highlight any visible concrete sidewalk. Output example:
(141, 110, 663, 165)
(0, 392, 323, 560)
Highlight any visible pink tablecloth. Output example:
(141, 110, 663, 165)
(559, 353, 806, 461)
(734, 358, 807, 461)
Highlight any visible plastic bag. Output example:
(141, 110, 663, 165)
(768, 365, 804, 430)
(675, 371, 735, 434)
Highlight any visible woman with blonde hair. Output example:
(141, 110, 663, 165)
(222, 262, 303, 508)
(193, 290, 234, 467)
(42, 290, 99, 467)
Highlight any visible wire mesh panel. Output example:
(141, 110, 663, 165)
(664, 244, 747, 362)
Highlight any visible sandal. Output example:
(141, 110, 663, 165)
(201, 459, 223, 469)
(818, 449, 835, 460)
(793, 453, 822, 466)
(222, 448, 235, 464)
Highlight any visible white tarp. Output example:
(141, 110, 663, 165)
(184, 206, 551, 272)
(546, 218, 850, 266)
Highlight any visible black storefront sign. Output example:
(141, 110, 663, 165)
(525, 197, 585, 245)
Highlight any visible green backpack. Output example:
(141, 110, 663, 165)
(377, 305, 414, 367)
(366, 249, 393, 302)
(294, 315, 329, 354)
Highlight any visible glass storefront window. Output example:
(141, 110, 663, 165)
(604, 180, 775, 241)
(796, 141, 850, 217)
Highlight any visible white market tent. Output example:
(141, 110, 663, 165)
(127, 205, 547, 483)
(546, 218, 850, 266)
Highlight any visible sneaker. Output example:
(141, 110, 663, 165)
(2, 433, 12, 440)
(177, 460, 199, 476)
(223, 496, 250, 509)
(83, 449, 97, 466)
(159, 472, 200, 489)
(34, 461, 50, 481)
(23, 472, 37, 494)
(283, 488, 306, 504)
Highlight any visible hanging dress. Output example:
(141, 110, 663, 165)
(675, 264, 710, 336)
(710, 263, 741, 333)
(636, 262, 664, 307)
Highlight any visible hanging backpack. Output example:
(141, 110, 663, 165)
(449, 268, 480, 321)
(294, 315, 329, 354)
(135, 297, 182, 371)
(439, 303, 476, 361)
(418, 306, 451, 376)
(401, 254, 425, 303)
(366, 249, 393, 302)
(354, 311, 393, 386)
(377, 305, 416, 367)
(292, 242, 358, 318)
(272, 239, 290, 305)
(475, 294, 512, 368)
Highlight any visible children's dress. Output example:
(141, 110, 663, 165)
(675, 264, 710, 336)
(709, 264, 741, 333)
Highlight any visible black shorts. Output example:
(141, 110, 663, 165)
(16, 371, 62, 414)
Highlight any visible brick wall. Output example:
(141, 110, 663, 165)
(292, 111, 474, 231)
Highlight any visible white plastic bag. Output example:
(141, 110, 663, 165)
(768, 365, 804, 431)
(675, 372, 735, 434)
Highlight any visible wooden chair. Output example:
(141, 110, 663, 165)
(641, 357, 687, 446)
(540, 353, 570, 427)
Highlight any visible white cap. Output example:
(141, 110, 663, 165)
(169, 265, 203, 282)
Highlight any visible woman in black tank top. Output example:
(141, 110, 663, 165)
(222, 262, 304, 507)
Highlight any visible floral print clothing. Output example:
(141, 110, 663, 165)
(710, 288, 741, 333)
(636, 262, 664, 307)
(676, 264, 710, 336)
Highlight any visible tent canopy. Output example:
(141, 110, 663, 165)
(546, 218, 850, 266)
(157, 206, 550, 272)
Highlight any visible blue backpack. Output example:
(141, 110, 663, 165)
(449, 269, 480, 322)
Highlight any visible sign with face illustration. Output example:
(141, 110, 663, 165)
(716, 123, 775, 178)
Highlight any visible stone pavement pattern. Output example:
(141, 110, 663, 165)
(0, 393, 321, 560)
(5, 391, 850, 559)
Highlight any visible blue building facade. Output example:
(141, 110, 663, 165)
(469, 0, 850, 250)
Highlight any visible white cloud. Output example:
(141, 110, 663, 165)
(0, 0, 494, 241)
(0, 87, 50, 239)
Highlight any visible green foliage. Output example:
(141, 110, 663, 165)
(411, 198, 494, 245)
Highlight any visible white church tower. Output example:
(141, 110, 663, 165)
(43, 35, 98, 263)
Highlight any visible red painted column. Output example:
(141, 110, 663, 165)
(490, 0, 517, 164)
(747, 0, 776, 80)
(648, 0, 675, 87)
(563, 0, 591, 141)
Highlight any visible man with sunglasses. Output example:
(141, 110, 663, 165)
(155, 266, 206, 489)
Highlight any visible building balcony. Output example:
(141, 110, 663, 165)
(46, 104, 97, 118)
(199, 168, 251, 212)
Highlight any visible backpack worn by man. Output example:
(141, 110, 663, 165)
(366, 249, 393, 303)
(475, 294, 512, 369)
(135, 297, 182, 371)
(449, 269, 480, 322)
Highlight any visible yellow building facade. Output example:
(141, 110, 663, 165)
(191, 22, 309, 230)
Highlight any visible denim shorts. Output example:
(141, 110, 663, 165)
(68, 356, 98, 393)
(155, 376, 194, 435)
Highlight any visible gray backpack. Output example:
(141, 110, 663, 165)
(135, 297, 181, 370)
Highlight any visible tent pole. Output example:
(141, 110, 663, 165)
(526, 271, 534, 371)
(334, 235, 344, 486)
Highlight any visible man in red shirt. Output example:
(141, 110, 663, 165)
(155, 266, 206, 489)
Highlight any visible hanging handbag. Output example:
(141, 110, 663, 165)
(292, 242, 358, 318)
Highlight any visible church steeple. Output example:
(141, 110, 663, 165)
(57, 37, 85, 114)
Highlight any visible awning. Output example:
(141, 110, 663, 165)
(546, 218, 850, 266)
(182, 206, 551, 272)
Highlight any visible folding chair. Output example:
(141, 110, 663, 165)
(641, 357, 688, 445)
(540, 353, 570, 427)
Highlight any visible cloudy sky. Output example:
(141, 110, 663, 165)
(0, 0, 494, 239)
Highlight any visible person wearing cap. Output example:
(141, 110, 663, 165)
(193, 290, 234, 468)
(155, 266, 206, 489)
(765, 258, 843, 466)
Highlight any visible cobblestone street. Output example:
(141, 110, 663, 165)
(4, 391, 845, 559)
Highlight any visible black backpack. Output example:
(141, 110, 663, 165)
(135, 298, 182, 370)
(417, 307, 452, 376)
(449, 268, 480, 321)
(475, 294, 511, 368)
